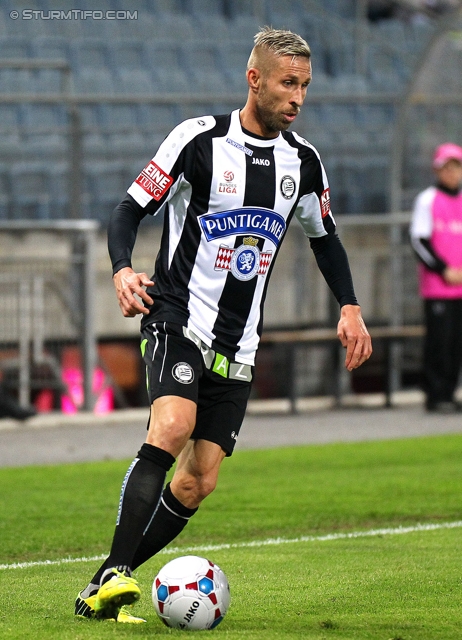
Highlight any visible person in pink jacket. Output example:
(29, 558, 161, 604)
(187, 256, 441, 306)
(410, 142, 462, 412)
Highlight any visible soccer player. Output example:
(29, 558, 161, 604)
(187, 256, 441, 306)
(75, 27, 372, 623)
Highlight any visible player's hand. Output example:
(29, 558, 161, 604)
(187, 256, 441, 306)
(443, 267, 462, 285)
(337, 304, 372, 371)
(113, 267, 154, 317)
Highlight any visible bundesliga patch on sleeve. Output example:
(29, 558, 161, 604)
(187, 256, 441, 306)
(320, 188, 331, 218)
(135, 160, 173, 201)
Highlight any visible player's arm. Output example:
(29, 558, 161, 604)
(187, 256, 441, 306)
(309, 233, 372, 371)
(293, 146, 371, 370)
(108, 195, 154, 317)
(108, 118, 207, 317)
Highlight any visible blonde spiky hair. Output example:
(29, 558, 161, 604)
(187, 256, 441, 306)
(247, 26, 311, 70)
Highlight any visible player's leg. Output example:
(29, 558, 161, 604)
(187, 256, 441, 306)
(131, 439, 226, 569)
(92, 395, 196, 618)
(77, 394, 196, 621)
(130, 367, 252, 569)
(78, 323, 201, 621)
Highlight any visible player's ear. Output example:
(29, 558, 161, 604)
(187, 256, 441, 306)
(247, 67, 260, 93)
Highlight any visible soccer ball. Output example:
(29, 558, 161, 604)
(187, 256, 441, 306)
(152, 555, 230, 630)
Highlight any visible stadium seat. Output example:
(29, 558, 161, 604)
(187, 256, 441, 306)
(0, 0, 426, 224)
(181, 42, 229, 93)
(100, 104, 140, 128)
(187, 0, 225, 16)
(31, 36, 70, 63)
(228, 14, 261, 44)
(151, 0, 184, 13)
(194, 15, 231, 43)
(85, 161, 130, 223)
(367, 46, 409, 90)
(115, 68, 156, 94)
(0, 104, 20, 129)
(48, 161, 72, 219)
(0, 164, 11, 219)
(218, 43, 249, 91)
(78, 104, 103, 128)
(72, 68, 115, 94)
(332, 74, 369, 94)
(109, 39, 146, 73)
(106, 131, 151, 155)
(138, 104, 179, 133)
(0, 69, 34, 93)
(145, 42, 190, 92)
(157, 13, 197, 41)
(10, 161, 51, 220)
(0, 35, 32, 58)
(70, 38, 110, 72)
(21, 104, 68, 129)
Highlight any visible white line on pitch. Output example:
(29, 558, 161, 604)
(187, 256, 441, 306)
(2, 520, 462, 571)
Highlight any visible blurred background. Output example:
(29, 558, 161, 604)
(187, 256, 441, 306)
(0, 0, 461, 414)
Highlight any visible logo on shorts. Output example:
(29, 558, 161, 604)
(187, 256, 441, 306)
(172, 362, 194, 384)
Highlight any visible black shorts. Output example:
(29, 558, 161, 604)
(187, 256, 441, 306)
(140, 322, 253, 456)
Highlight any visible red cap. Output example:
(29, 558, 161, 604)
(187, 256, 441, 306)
(433, 142, 462, 169)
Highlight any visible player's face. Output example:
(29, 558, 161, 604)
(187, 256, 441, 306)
(435, 159, 462, 191)
(255, 55, 311, 136)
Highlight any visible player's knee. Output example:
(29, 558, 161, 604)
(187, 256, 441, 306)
(147, 412, 194, 451)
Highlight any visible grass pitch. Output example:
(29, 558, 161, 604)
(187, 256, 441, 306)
(1, 434, 462, 638)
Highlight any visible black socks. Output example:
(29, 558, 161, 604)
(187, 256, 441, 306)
(132, 482, 198, 570)
(88, 446, 199, 589)
(104, 443, 175, 572)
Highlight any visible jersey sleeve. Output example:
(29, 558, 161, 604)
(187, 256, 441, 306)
(409, 187, 447, 273)
(310, 234, 358, 307)
(293, 138, 336, 238)
(108, 194, 145, 276)
(126, 115, 217, 214)
(108, 116, 217, 275)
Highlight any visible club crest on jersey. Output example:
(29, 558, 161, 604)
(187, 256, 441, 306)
(320, 188, 331, 218)
(135, 161, 173, 201)
(280, 175, 296, 199)
(199, 208, 286, 247)
(214, 237, 273, 281)
(217, 170, 238, 195)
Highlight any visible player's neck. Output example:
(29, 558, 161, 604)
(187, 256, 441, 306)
(239, 106, 279, 140)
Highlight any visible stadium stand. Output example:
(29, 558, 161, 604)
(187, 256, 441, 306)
(0, 0, 440, 220)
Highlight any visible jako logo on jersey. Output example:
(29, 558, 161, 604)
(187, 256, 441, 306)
(252, 158, 270, 166)
(172, 362, 194, 384)
(280, 175, 296, 199)
(135, 161, 173, 201)
(320, 188, 331, 218)
(199, 208, 286, 246)
(226, 137, 253, 156)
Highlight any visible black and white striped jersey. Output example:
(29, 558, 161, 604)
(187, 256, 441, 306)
(122, 109, 338, 365)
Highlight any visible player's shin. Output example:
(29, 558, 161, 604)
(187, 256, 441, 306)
(103, 443, 175, 577)
(131, 482, 198, 569)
